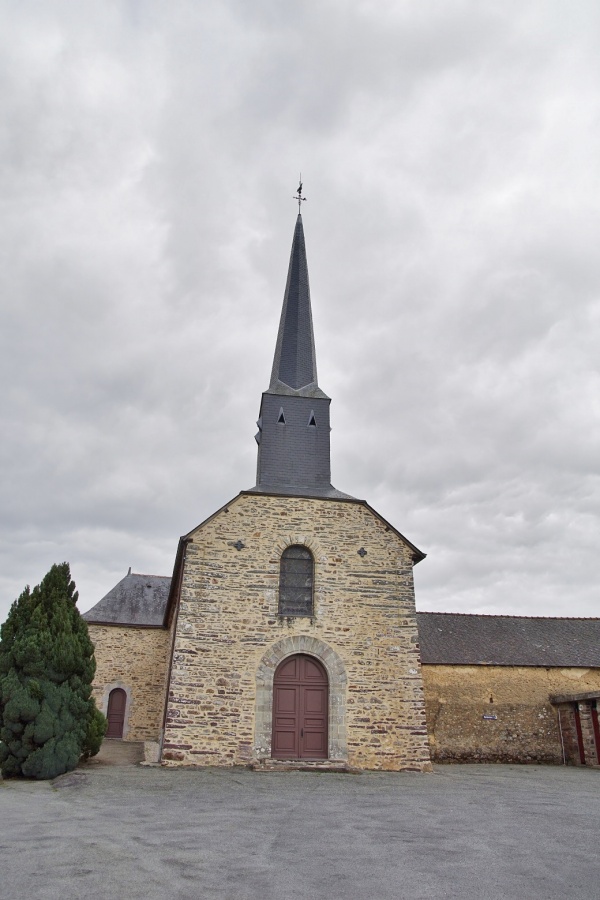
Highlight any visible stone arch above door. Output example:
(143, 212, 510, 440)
(255, 636, 347, 761)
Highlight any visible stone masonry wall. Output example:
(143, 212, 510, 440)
(162, 493, 431, 771)
(423, 664, 600, 763)
(555, 704, 582, 764)
(89, 624, 172, 742)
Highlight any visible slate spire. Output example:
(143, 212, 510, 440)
(251, 206, 352, 500)
(269, 214, 319, 393)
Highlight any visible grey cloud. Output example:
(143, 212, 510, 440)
(1, 1, 599, 621)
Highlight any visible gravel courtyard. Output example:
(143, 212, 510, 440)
(1, 763, 599, 900)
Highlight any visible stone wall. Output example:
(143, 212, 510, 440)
(163, 493, 430, 771)
(423, 664, 600, 763)
(89, 624, 172, 742)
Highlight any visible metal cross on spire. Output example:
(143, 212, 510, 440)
(293, 175, 306, 212)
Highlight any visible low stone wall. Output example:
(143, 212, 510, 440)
(89, 624, 172, 742)
(422, 664, 600, 764)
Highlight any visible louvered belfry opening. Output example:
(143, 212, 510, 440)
(279, 545, 314, 616)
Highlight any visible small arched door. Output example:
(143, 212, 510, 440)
(106, 688, 127, 739)
(272, 655, 328, 759)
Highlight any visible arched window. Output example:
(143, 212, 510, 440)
(279, 545, 314, 617)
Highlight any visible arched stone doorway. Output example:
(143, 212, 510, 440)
(255, 635, 348, 762)
(272, 654, 328, 759)
(106, 687, 127, 738)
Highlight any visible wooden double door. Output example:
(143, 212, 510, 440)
(272, 654, 328, 759)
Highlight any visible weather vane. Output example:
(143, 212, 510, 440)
(293, 175, 306, 212)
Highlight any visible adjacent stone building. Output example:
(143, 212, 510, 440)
(85, 210, 432, 772)
(84, 571, 172, 742)
(418, 613, 600, 766)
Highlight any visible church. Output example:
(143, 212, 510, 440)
(84, 205, 600, 771)
(84, 206, 432, 772)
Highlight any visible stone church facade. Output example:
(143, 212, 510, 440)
(85, 210, 432, 772)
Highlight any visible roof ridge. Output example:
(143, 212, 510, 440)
(416, 611, 600, 621)
(127, 572, 171, 579)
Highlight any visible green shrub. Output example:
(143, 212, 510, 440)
(0, 563, 103, 779)
(82, 705, 107, 759)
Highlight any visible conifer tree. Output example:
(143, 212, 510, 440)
(0, 562, 106, 779)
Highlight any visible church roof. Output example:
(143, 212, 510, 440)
(268, 213, 328, 399)
(83, 570, 171, 627)
(247, 484, 356, 500)
(416, 612, 600, 667)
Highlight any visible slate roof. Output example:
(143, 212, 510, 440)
(248, 482, 357, 501)
(83, 571, 171, 627)
(268, 213, 327, 398)
(416, 612, 600, 668)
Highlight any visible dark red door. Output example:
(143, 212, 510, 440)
(106, 688, 126, 738)
(591, 702, 600, 765)
(272, 655, 328, 759)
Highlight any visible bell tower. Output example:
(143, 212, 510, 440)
(252, 194, 350, 499)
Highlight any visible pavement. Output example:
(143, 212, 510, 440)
(1, 759, 599, 900)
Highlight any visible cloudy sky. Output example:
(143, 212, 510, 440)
(1, 0, 599, 622)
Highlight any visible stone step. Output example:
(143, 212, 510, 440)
(249, 759, 362, 774)
(81, 739, 145, 768)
